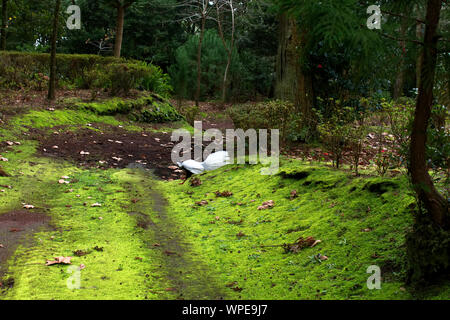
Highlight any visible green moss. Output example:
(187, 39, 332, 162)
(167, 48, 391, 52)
(1, 108, 448, 300)
(0, 145, 177, 299)
(160, 160, 450, 300)
(9, 109, 128, 130)
(73, 94, 184, 124)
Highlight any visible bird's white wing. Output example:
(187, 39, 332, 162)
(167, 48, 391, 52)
(201, 151, 231, 171)
(181, 160, 205, 174)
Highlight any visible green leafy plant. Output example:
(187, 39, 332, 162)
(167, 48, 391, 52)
(228, 100, 297, 144)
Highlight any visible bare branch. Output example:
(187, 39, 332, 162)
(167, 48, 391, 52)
(381, 10, 426, 24)
(381, 32, 425, 46)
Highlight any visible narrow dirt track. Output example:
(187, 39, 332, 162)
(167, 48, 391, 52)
(141, 170, 226, 300)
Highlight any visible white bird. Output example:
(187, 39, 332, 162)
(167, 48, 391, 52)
(177, 151, 231, 184)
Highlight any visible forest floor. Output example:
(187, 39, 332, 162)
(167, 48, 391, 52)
(0, 90, 449, 300)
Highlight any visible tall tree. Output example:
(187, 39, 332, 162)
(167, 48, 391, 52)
(409, 0, 448, 227)
(1, 0, 7, 50)
(275, 13, 313, 120)
(48, 0, 61, 100)
(393, 16, 409, 99)
(176, 0, 215, 106)
(110, 0, 135, 58)
(216, 0, 236, 104)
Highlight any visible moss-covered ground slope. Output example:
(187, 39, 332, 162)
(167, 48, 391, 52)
(0, 106, 449, 300)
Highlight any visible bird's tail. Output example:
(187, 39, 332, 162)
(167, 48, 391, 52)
(201, 151, 231, 171)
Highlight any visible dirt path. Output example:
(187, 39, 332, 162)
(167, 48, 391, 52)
(0, 210, 50, 280)
(35, 125, 184, 180)
(138, 169, 226, 300)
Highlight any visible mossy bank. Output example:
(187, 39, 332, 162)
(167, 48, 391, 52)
(1, 105, 449, 300)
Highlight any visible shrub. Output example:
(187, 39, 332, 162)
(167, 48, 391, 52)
(177, 105, 201, 126)
(382, 98, 415, 166)
(107, 63, 146, 96)
(228, 100, 297, 143)
(0, 51, 172, 98)
(135, 61, 172, 98)
(347, 118, 368, 175)
(316, 102, 356, 169)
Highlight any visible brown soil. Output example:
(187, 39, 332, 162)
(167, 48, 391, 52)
(36, 124, 189, 180)
(0, 210, 50, 279)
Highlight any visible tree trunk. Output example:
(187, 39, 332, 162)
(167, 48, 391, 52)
(275, 14, 313, 120)
(1, 0, 7, 51)
(416, 7, 425, 89)
(195, 15, 206, 107)
(409, 0, 448, 227)
(47, 0, 61, 101)
(217, 0, 235, 105)
(393, 17, 408, 100)
(114, 5, 125, 58)
(222, 50, 232, 103)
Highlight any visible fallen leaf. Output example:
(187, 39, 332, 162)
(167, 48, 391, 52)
(311, 240, 322, 247)
(164, 250, 177, 256)
(215, 191, 233, 197)
(195, 200, 208, 206)
(290, 190, 298, 200)
(79, 264, 86, 270)
(283, 236, 317, 253)
(46, 256, 72, 266)
(74, 250, 88, 257)
(258, 200, 275, 210)
(190, 177, 202, 187)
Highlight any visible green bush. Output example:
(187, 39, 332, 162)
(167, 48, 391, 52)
(135, 61, 172, 98)
(176, 105, 201, 126)
(228, 100, 297, 143)
(381, 98, 415, 166)
(317, 113, 349, 169)
(107, 63, 147, 96)
(0, 51, 172, 98)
